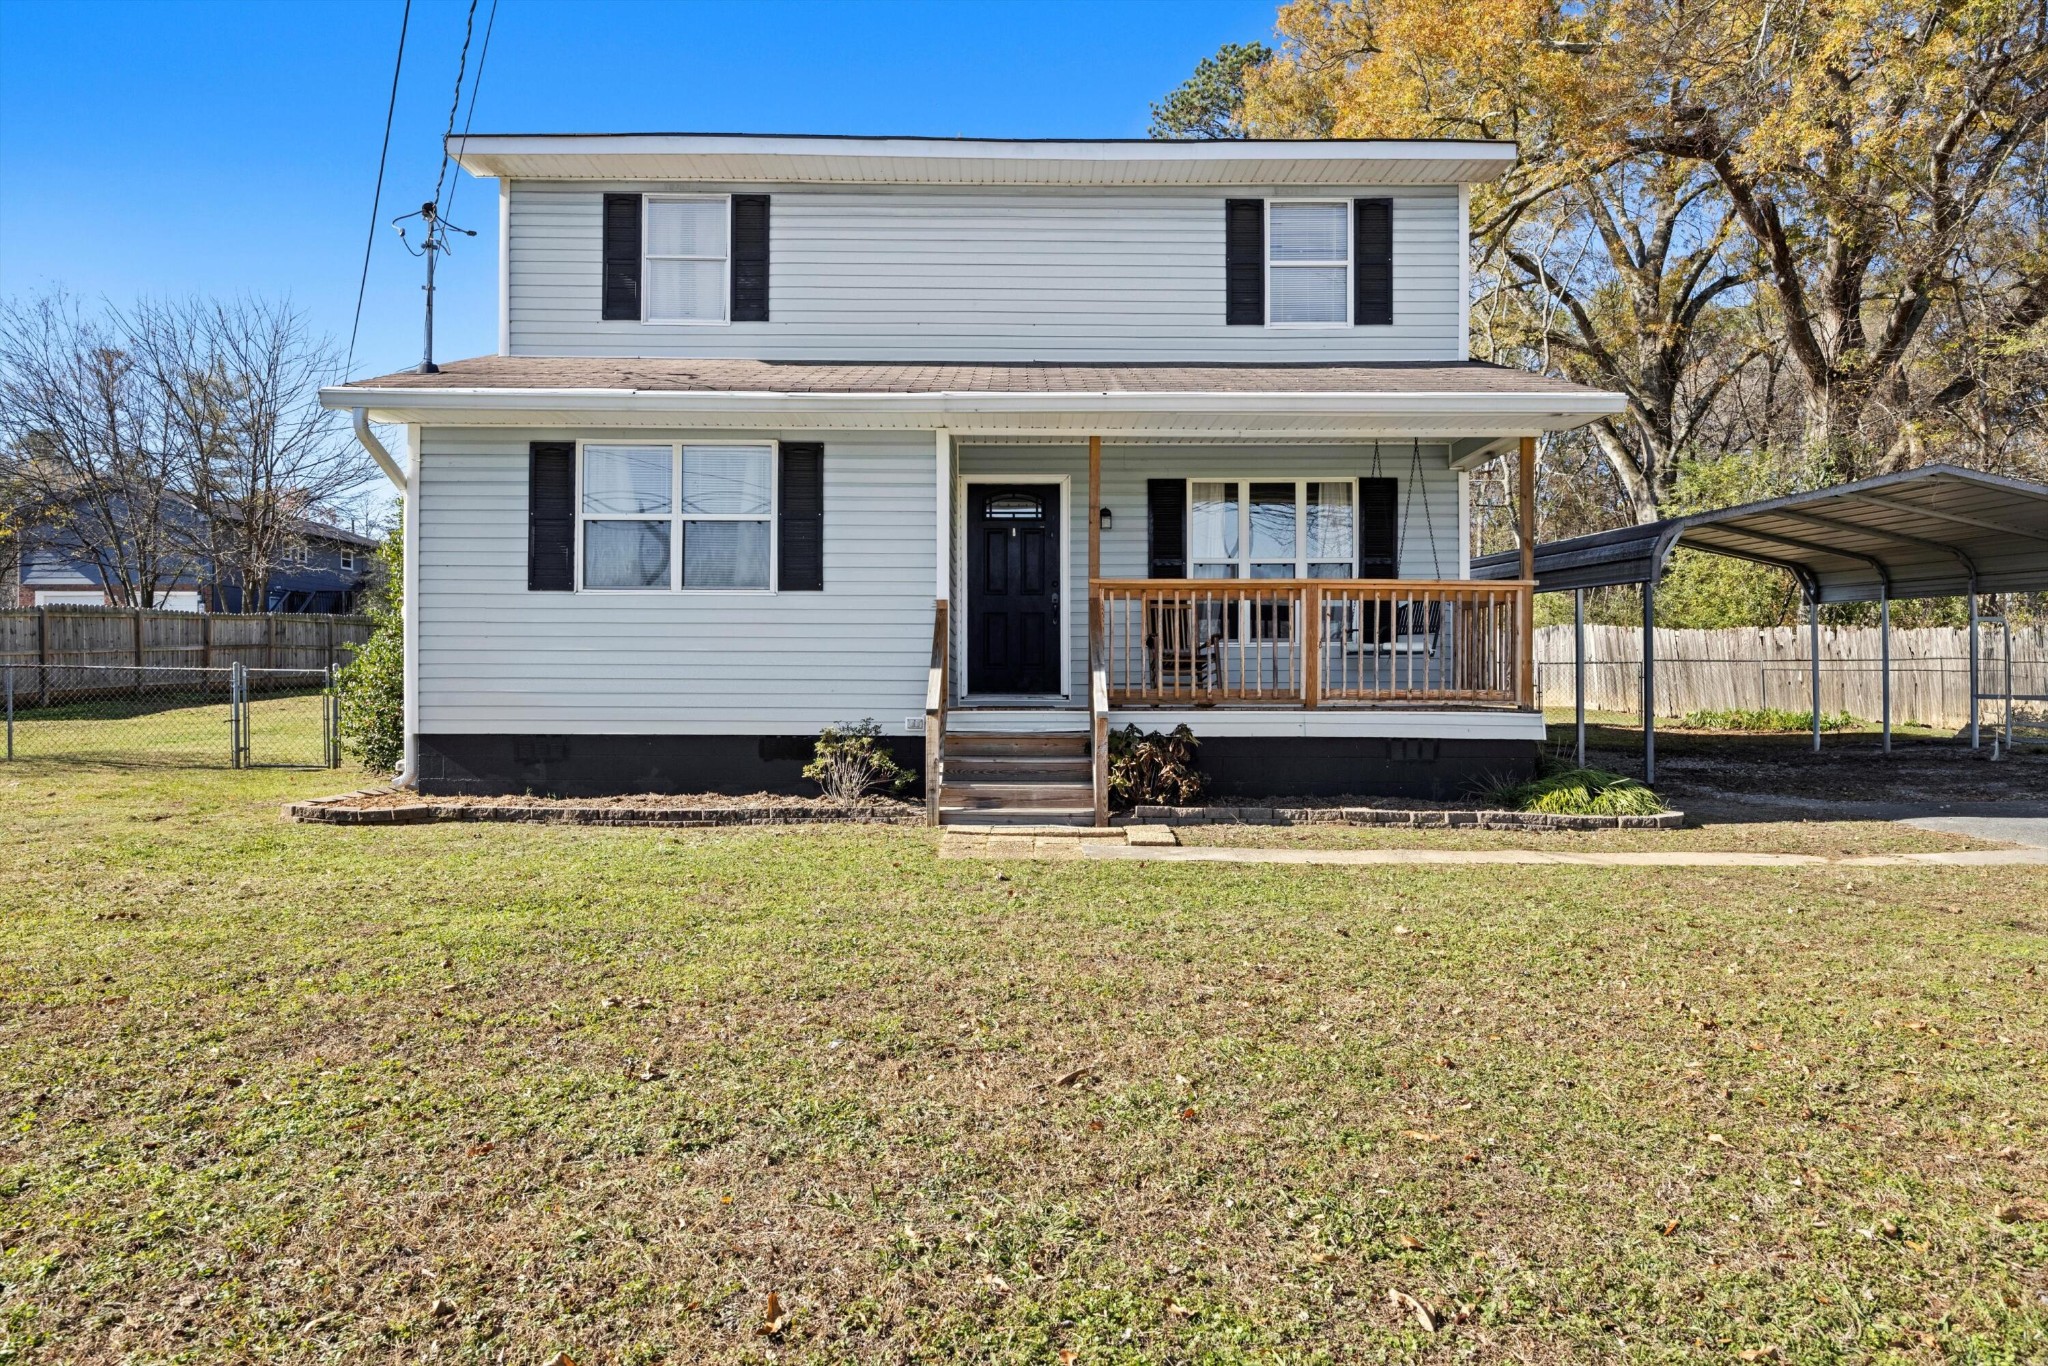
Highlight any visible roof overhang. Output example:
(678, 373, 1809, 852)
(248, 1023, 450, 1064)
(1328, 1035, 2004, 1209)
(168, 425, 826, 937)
(1472, 464, 2048, 602)
(448, 133, 1520, 187)
(319, 383, 1622, 441)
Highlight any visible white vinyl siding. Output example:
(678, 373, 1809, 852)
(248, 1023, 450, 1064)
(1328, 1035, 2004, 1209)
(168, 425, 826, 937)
(506, 182, 1463, 362)
(414, 426, 933, 734)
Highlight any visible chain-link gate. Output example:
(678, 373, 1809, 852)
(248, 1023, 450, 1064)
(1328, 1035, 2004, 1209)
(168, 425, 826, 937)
(3, 663, 340, 769)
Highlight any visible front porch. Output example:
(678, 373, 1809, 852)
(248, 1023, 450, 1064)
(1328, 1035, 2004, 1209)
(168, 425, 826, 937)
(927, 433, 1545, 824)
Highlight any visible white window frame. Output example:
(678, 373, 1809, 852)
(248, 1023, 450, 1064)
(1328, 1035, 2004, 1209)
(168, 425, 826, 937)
(642, 194, 731, 326)
(1186, 477, 1361, 579)
(339, 547, 357, 572)
(1265, 199, 1352, 329)
(574, 439, 779, 594)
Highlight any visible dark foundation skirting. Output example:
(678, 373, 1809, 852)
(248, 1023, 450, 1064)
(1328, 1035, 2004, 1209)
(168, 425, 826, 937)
(415, 733, 927, 799)
(1191, 736, 1538, 800)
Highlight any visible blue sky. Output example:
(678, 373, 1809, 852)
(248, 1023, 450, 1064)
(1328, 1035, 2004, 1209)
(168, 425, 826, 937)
(1, 0, 1276, 386)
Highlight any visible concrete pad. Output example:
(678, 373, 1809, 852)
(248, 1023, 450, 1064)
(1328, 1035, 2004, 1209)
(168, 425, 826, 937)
(1124, 826, 1180, 847)
(1901, 815, 2048, 850)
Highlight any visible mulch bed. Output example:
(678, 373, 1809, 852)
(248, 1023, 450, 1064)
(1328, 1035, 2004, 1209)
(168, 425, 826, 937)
(1116, 803, 1683, 830)
(283, 789, 924, 828)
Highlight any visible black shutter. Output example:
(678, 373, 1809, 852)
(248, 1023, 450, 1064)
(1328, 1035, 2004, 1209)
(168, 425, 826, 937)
(1358, 476, 1399, 577)
(1354, 198, 1392, 326)
(529, 442, 576, 591)
(1146, 479, 1187, 577)
(777, 442, 824, 591)
(1224, 198, 1264, 325)
(601, 193, 642, 321)
(731, 194, 771, 322)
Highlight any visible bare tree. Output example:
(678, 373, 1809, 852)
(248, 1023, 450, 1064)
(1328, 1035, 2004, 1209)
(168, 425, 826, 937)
(0, 293, 188, 606)
(128, 296, 365, 612)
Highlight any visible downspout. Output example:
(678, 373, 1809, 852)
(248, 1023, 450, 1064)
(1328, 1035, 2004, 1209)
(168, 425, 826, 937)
(346, 408, 416, 787)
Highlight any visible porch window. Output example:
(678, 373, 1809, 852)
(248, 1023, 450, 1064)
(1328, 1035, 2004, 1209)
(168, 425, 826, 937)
(1189, 479, 1356, 578)
(579, 441, 774, 591)
(1268, 201, 1350, 325)
(644, 196, 729, 323)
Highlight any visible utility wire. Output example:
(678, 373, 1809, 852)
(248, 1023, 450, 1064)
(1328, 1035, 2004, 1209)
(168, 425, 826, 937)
(442, 0, 500, 225)
(345, 0, 412, 380)
(431, 0, 482, 216)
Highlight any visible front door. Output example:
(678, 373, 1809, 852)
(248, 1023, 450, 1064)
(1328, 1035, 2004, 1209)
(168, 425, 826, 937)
(967, 483, 1061, 695)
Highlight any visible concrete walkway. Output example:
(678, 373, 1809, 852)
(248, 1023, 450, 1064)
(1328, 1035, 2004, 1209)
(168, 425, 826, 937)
(937, 828, 2048, 868)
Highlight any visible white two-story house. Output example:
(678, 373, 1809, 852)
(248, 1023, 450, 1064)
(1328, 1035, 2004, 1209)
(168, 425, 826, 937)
(321, 133, 1623, 821)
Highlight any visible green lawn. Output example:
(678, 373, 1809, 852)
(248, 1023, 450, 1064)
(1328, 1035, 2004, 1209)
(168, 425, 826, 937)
(2, 763, 2043, 1364)
(4, 690, 331, 769)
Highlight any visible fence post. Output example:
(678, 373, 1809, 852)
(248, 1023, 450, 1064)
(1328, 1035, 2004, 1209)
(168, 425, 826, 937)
(36, 606, 49, 707)
(264, 614, 276, 671)
(133, 607, 145, 697)
(5, 664, 12, 761)
(229, 662, 243, 769)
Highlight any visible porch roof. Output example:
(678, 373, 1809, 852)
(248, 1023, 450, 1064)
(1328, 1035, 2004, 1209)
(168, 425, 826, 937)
(321, 357, 1622, 444)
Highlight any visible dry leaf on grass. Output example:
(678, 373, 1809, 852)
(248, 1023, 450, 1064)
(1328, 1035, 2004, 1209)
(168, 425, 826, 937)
(758, 1291, 791, 1337)
(1387, 1288, 1436, 1333)
(1164, 1297, 1195, 1318)
(1396, 1234, 1424, 1251)
(1059, 1352, 1077, 1365)
(1662, 1219, 1680, 1236)
(1996, 1198, 2048, 1222)
(1054, 1064, 1096, 1087)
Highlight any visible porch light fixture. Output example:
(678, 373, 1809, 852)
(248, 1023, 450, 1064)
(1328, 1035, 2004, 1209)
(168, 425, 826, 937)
(1098, 507, 1113, 532)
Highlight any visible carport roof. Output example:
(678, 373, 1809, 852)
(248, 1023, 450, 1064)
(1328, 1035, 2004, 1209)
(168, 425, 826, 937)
(1472, 463, 2048, 602)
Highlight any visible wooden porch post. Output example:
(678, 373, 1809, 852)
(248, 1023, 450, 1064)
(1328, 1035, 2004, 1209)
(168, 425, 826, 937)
(1086, 435, 1101, 611)
(1517, 435, 1537, 708)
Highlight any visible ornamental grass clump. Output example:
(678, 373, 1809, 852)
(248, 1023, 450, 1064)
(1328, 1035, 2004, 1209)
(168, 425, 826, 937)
(1492, 766, 1667, 816)
(804, 719, 914, 806)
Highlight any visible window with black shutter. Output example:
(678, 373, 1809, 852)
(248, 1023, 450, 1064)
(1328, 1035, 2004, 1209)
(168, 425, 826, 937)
(1353, 198, 1393, 326)
(777, 442, 823, 591)
(1224, 199, 1264, 326)
(1357, 476, 1399, 576)
(731, 194, 770, 322)
(528, 442, 577, 591)
(1146, 479, 1187, 576)
(601, 194, 642, 321)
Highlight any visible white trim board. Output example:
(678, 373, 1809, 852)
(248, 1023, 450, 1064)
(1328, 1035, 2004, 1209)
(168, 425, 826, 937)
(1109, 709, 1544, 740)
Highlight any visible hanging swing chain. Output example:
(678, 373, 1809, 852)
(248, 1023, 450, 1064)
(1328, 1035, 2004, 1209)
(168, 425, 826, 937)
(1400, 438, 1442, 579)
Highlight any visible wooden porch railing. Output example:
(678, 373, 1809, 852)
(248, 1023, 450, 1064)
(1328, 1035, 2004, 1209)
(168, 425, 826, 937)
(1092, 579, 1534, 708)
(924, 599, 948, 826)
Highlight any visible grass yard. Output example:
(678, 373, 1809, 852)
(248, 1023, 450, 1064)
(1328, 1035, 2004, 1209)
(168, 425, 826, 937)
(4, 690, 332, 769)
(2, 762, 2044, 1364)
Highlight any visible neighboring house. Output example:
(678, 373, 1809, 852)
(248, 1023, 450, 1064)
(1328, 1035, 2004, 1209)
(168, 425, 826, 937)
(320, 134, 1624, 816)
(7, 502, 376, 614)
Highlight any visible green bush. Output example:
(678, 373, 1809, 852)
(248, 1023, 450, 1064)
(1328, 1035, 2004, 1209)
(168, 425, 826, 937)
(336, 523, 404, 775)
(1107, 723, 1205, 810)
(1676, 706, 1856, 733)
(803, 719, 914, 805)
(1491, 766, 1667, 816)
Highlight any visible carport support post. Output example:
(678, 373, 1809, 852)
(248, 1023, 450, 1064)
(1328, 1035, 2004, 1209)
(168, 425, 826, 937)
(1808, 593, 1822, 753)
(1573, 588, 1586, 768)
(1641, 577, 1656, 785)
(1879, 586, 1892, 754)
(1967, 585, 1980, 749)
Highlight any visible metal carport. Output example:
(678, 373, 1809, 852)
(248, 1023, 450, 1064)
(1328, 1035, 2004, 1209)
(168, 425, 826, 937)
(1472, 463, 2048, 782)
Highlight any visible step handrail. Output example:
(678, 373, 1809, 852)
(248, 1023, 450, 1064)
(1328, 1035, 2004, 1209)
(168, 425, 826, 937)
(925, 599, 949, 827)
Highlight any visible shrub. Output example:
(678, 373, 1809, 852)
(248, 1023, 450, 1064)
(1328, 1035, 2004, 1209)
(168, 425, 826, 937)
(1676, 706, 1856, 733)
(1106, 723, 1205, 810)
(336, 523, 404, 775)
(804, 719, 914, 805)
(1491, 766, 1667, 816)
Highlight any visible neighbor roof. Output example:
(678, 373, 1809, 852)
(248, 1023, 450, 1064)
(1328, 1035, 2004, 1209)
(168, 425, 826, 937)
(1472, 464, 2048, 602)
(448, 133, 1519, 186)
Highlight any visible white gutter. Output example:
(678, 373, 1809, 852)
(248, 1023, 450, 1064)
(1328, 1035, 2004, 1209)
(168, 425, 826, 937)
(321, 386, 1623, 422)
(350, 407, 409, 490)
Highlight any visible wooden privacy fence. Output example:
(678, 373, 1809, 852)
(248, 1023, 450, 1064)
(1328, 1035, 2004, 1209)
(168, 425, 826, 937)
(1536, 623, 2048, 729)
(0, 607, 372, 699)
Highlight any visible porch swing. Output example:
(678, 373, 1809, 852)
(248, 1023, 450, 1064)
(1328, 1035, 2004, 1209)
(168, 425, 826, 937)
(1346, 440, 1444, 662)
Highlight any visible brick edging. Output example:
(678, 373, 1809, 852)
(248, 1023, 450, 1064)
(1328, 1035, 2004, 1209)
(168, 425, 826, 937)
(282, 792, 923, 828)
(1113, 805, 1685, 831)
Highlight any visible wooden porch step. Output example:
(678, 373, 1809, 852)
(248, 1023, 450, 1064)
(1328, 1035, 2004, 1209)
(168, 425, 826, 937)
(937, 805, 1096, 827)
(945, 730, 1090, 759)
(944, 753, 1092, 782)
(939, 779, 1094, 810)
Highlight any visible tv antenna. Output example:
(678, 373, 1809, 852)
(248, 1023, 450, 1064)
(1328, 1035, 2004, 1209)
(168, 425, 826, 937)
(392, 200, 476, 374)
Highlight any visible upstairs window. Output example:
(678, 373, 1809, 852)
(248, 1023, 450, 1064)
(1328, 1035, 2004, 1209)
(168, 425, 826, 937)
(644, 197, 729, 323)
(339, 548, 357, 572)
(1267, 201, 1351, 325)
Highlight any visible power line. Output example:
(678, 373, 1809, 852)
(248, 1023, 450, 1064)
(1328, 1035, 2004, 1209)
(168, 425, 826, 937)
(443, 0, 500, 225)
(345, 0, 412, 380)
(431, 0, 481, 216)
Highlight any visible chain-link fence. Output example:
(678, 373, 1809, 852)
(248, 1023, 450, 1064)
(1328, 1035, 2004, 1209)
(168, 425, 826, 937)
(2, 664, 340, 769)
